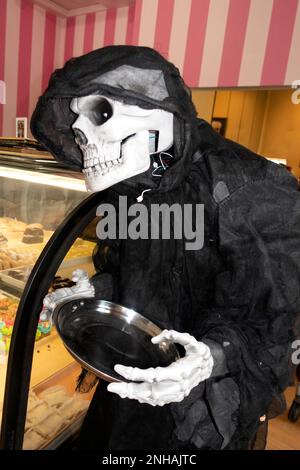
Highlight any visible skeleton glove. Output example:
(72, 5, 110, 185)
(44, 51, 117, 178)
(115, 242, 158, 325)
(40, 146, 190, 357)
(107, 329, 214, 406)
(40, 269, 95, 322)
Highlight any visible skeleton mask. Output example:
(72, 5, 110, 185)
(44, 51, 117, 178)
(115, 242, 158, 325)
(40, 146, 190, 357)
(70, 95, 174, 192)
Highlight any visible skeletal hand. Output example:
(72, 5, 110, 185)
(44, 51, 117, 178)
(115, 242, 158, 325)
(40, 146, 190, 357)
(40, 269, 95, 321)
(107, 329, 214, 406)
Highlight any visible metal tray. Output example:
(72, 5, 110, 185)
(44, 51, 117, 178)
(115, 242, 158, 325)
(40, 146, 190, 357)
(53, 299, 179, 383)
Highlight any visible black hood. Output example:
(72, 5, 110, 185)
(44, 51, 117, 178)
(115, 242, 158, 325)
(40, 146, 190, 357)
(31, 46, 200, 191)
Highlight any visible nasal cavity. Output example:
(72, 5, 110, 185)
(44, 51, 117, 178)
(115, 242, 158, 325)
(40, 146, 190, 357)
(73, 128, 88, 146)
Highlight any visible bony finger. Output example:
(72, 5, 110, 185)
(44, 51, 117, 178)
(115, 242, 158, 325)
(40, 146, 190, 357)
(178, 355, 204, 376)
(153, 362, 184, 382)
(116, 360, 188, 384)
(201, 344, 211, 359)
(71, 272, 81, 282)
(185, 341, 208, 357)
(153, 330, 199, 351)
(126, 382, 151, 400)
(154, 356, 203, 382)
(72, 269, 85, 280)
(153, 329, 193, 345)
(108, 381, 152, 401)
(107, 382, 128, 398)
(205, 351, 213, 362)
(151, 329, 172, 344)
(43, 293, 55, 307)
(114, 364, 156, 383)
(151, 381, 182, 400)
(114, 364, 133, 380)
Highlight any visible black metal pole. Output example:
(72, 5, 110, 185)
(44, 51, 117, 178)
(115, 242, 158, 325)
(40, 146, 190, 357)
(0, 190, 105, 449)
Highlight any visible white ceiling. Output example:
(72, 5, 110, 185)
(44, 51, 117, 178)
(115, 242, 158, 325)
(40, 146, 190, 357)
(51, 0, 133, 10)
(32, 0, 135, 15)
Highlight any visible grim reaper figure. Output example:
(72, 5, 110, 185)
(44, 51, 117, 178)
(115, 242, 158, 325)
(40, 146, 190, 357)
(31, 46, 300, 450)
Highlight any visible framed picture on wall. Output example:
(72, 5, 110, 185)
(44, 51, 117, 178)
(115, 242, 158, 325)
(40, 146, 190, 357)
(16, 117, 27, 139)
(211, 117, 227, 136)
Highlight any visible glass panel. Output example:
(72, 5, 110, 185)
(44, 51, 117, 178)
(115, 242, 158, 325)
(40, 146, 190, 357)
(22, 214, 99, 449)
(0, 167, 89, 446)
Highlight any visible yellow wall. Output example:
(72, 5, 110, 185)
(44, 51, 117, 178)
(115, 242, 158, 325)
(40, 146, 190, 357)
(192, 89, 268, 154)
(259, 90, 300, 178)
(192, 88, 300, 178)
(191, 90, 215, 123)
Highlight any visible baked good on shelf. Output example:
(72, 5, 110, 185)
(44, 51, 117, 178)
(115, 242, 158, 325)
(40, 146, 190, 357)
(34, 411, 64, 438)
(0, 253, 11, 270)
(0, 233, 7, 244)
(0, 295, 18, 321)
(26, 402, 49, 427)
(39, 385, 69, 409)
(58, 396, 89, 421)
(40, 387, 66, 407)
(27, 392, 39, 412)
(0, 217, 26, 233)
(0, 247, 34, 270)
(22, 223, 44, 244)
(23, 386, 90, 449)
(23, 429, 46, 450)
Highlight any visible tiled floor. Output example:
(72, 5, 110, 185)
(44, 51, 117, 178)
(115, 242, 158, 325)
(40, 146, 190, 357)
(267, 386, 300, 450)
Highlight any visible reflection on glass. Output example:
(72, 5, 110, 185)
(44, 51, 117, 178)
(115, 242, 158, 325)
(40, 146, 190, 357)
(0, 170, 97, 448)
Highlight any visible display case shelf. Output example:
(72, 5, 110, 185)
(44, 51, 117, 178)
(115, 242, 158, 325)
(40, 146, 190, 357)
(0, 150, 100, 449)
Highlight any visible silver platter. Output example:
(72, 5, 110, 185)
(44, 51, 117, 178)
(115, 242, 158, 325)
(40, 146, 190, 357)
(53, 299, 179, 382)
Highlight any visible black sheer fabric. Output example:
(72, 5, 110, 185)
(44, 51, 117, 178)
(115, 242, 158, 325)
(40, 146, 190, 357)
(31, 46, 300, 450)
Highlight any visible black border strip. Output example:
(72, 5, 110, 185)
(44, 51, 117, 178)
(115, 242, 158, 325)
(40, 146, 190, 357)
(0, 191, 105, 450)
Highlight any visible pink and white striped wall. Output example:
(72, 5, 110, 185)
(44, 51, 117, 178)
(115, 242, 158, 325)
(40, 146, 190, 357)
(1, 0, 300, 137)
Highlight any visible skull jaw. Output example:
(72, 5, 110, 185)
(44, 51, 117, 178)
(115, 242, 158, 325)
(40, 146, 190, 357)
(83, 130, 151, 192)
(84, 159, 151, 192)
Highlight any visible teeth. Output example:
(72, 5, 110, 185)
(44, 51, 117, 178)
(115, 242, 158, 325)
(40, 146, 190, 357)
(80, 141, 123, 177)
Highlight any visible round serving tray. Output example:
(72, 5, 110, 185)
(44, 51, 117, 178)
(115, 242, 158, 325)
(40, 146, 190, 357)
(53, 299, 179, 382)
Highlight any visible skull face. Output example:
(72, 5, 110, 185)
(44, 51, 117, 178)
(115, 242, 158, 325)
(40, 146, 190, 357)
(70, 95, 174, 192)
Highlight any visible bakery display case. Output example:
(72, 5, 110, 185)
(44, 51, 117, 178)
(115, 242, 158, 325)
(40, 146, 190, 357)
(0, 146, 103, 450)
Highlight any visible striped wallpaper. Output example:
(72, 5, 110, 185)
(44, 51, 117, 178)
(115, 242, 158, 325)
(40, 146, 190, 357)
(0, 0, 300, 137)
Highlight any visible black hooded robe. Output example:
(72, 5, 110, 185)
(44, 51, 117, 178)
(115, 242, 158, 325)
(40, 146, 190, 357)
(31, 46, 300, 450)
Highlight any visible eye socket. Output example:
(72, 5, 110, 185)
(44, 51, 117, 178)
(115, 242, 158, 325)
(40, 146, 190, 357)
(88, 98, 113, 126)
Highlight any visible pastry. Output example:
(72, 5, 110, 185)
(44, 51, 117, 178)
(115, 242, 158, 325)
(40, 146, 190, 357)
(0, 296, 18, 321)
(26, 402, 49, 426)
(0, 253, 13, 270)
(23, 429, 46, 450)
(22, 223, 44, 244)
(58, 397, 88, 421)
(39, 385, 68, 409)
(0, 233, 7, 244)
(0, 248, 28, 270)
(34, 411, 64, 438)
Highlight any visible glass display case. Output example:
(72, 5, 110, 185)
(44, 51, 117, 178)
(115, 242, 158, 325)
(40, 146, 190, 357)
(0, 147, 100, 449)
